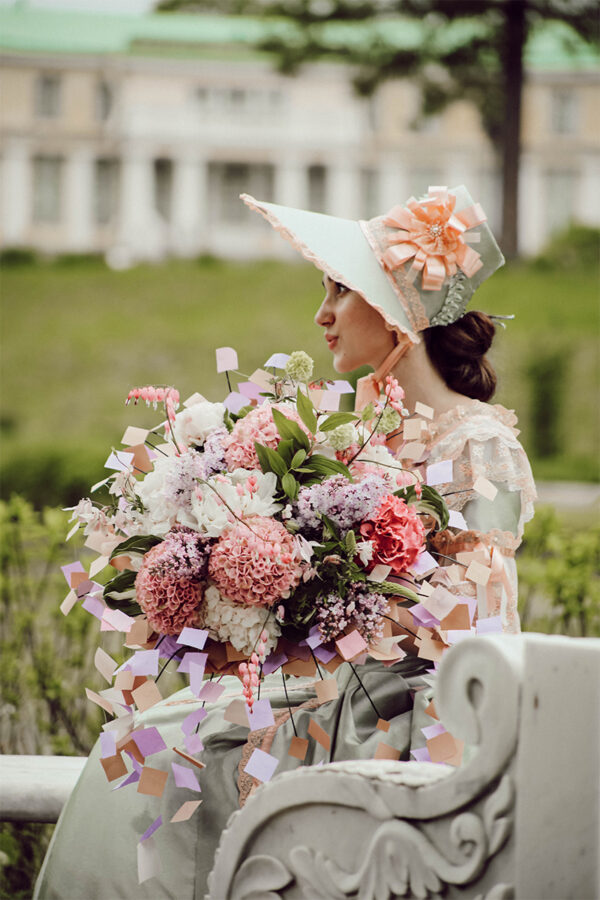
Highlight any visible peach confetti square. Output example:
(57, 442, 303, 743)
(132, 680, 162, 712)
(376, 718, 390, 733)
(465, 560, 491, 586)
(415, 401, 434, 419)
(70, 571, 89, 589)
(315, 678, 339, 704)
(374, 742, 400, 760)
(427, 732, 464, 766)
(137, 766, 168, 798)
(60, 589, 78, 616)
(170, 800, 203, 823)
(335, 630, 367, 661)
(100, 753, 127, 782)
(288, 736, 309, 760)
(473, 475, 498, 501)
(307, 718, 331, 751)
(403, 418, 424, 440)
(424, 699, 439, 720)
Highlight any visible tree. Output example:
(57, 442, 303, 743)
(158, 0, 598, 258)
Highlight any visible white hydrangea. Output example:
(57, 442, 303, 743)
(172, 400, 226, 448)
(203, 584, 281, 656)
(352, 438, 408, 488)
(327, 422, 357, 451)
(190, 469, 281, 538)
(135, 454, 198, 535)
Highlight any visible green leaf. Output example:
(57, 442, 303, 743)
(277, 438, 296, 467)
(394, 484, 450, 531)
(109, 534, 162, 561)
(305, 454, 352, 479)
(272, 407, 311, 452)
(254, 441, 274, 475)
(103, 570, 141, 615)
(296, 387, 318, 434)
(255, 441, 288, 478)
(319, 513, 340, 539)
(345, 529, 357, 555)
(291, 448, 307, 468)
(282, 472, 299, 501)
(319, 412, 358, 432)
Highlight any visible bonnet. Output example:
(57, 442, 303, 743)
(241, 185, 504, 345)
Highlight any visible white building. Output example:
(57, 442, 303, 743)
(0, 6, 598, 261)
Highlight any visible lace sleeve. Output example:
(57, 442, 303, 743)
(423, 402, 537, 634)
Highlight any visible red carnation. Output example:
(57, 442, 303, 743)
(359, 494, 425, 575)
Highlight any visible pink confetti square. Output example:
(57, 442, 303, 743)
(335, 630, 367, 661)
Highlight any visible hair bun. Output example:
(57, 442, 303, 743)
(423, 312, 497, 401)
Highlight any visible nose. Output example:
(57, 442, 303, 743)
(314, 284, 335, 327)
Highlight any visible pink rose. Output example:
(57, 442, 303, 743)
(359, 494, 425, 575)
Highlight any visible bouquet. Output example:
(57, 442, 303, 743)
(61, 348, 479, 876)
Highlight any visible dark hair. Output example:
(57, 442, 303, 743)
(423, 311, 497, 402)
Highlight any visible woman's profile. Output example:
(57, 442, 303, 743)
(35, 185, 536, 900)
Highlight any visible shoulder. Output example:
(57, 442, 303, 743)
(426, 399, 522, 457)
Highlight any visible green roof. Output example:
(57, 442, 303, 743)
(0, 6, 597, 70)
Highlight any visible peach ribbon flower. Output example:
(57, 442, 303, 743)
(381, 186, 487, 291)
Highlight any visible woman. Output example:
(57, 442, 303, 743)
(35, 185, 535, 899)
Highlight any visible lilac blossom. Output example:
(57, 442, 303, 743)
(316, 584, 389, 644)
(162, 449, 205, 508)
(294, 474, 389, 536)
(201, 427, 228, 477)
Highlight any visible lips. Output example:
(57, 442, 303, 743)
(325, 334, 338, 350)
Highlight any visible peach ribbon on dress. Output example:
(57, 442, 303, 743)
(354, 341, 410, 412)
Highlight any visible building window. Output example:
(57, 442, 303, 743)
(154, 158, 173, 222)
(35, 74, 61, 118)
(32, 156, 63, 223)
(208, 162, 275, 223)
(95, 81, 113, 122)
(308, 165, 327, 213)
(195, 86, 284, 120)
(550, 88, 578, 135)
(546, 170, 578, 234)
(94, 158, 119, 225)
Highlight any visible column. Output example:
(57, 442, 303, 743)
(171, 156, 206, 256)
(1, 140, 32, 245)
(576, 153, 600, 227)
(274, 159, 306, 209)
(64, 147, 95, 251)
(518, 153, 544, 257)
(327, 162, 360, 219)
(115, 149, 164, 262)
(377, 156, 409, 210)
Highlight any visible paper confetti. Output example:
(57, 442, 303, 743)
(140, 815, 162, 843)
(215, 346, 238, 372)
(288, 737, 309, 760)
(132, 728, 167, 758)
(243, 748, 279, 783)
(415, 401, 434, 419)
(426, 459, 453, 485)
(374, 742, 400, 760)
(247, 699, 275, 732)
(137, 766, 168, 798)
(100, 753, 128, 782)
(335, 630, 368, 661)
(315, 678, 339, 704)
(172, 762, 201, 792)
(264, 352, 290, 368)
(170, 800, 202, 823)
(465, 560, 492, 586)
(132, 680, 162, 712)
(307, 718, 331, 751)
(137, 836, 160, 884)
(473, 474, 498, 501)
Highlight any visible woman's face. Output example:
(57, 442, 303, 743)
(314, 275, 395, 372)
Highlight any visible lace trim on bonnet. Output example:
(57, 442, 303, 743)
(424, 400, 537, 549)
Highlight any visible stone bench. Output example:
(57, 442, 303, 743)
(208, 633, 600, 900)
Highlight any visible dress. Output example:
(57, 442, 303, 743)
(34, 399, 536, 900)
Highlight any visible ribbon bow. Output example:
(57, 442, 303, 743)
(381, 186, 487, 291)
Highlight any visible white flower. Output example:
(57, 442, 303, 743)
(190, 469, 281, 538)
(135, 454, 199, 535)
(355, 540, 374, 566)
(203, 584, 281, 656)
(285, 350, 314, 383)
(172, 400, 226, 448)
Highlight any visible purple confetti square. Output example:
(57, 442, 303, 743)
(196, 681, 225, 703)
(100, 732, 116, 759)
(172, 762, 201, 792)
(313, 644, 337, 664)
(476, 615, 503, 635)
(131, 727, 167, 757)
(177, 627, 208, 650)
(421, 722, 446, 740)
(140, 815, 162, 842)
(157, 636, 180, 659)
(247, 699, 275, 733)
(410, 746, 432, 763)
(243, 748, 279, 783)
(261, 652, 288, 675)
(183, 733, 204, 755)
(129, 649, 159, 676)
(60, 561, 85, 584)
(181, 707, 207, 736)
(113, 769, 140, 791)
(410, 604, 440, 628)
(177, 652, 208, 675)
(82, 595, 105, 619)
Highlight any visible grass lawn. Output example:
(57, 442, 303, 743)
(1, 254, 598, 504)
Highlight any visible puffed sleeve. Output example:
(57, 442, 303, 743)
(423, 402, 537, 633)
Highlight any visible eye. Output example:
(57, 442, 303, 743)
(334, 281, 350, 296)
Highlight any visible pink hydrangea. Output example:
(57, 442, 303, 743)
(359, 494, 425, 575)
(135, 528, 209, 635)
(223, 404, 309, 471)
(208, 516, 303, 607)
